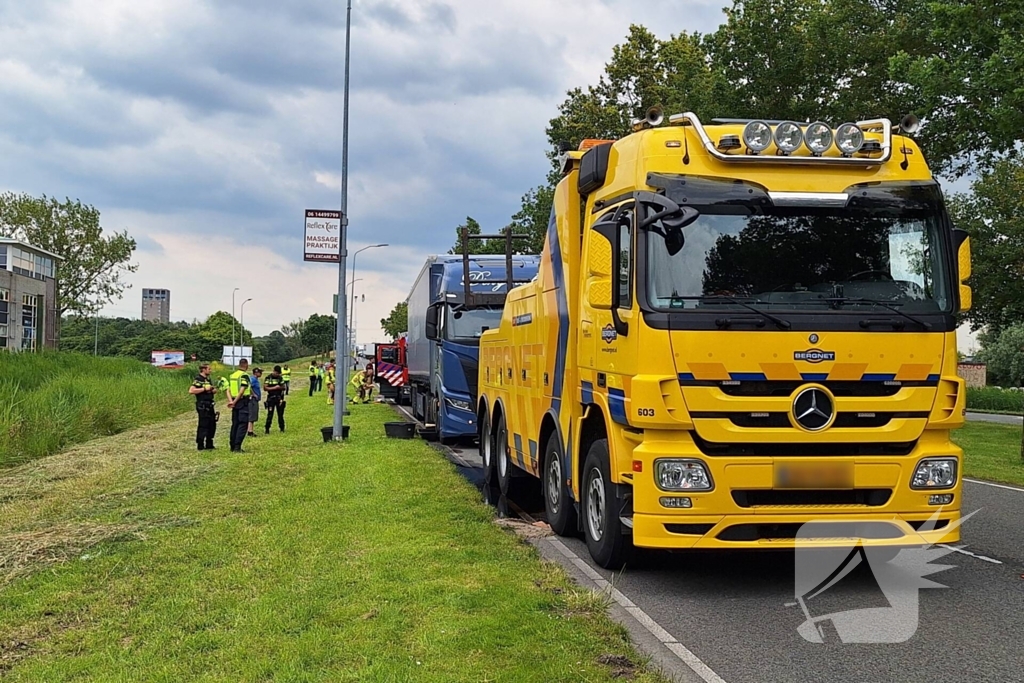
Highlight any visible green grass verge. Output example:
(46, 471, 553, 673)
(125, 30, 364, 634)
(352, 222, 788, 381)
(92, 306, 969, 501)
(966, 386, 1024, 414)
(0, 376, 667, 682)
(955, 422, 1024, 487)
(0, 352, 201, 468)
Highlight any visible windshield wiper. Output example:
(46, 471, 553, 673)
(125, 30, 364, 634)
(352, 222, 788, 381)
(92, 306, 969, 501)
(827, 297, 932, 330)
(683, 295, 792, 330)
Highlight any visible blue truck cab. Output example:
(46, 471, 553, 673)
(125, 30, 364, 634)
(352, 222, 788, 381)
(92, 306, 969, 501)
(407, 254, 540, 443)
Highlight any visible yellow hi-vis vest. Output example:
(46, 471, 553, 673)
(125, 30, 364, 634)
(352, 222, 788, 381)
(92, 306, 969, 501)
(228, 370, 251, 399)
(282, 368, 291, 381)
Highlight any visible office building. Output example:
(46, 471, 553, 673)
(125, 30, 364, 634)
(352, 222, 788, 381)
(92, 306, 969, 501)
(0, 239, 61, 351)
(142, 288, 170, 323)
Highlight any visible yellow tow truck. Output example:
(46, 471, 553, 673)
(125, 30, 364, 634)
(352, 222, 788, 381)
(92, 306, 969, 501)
(476, 111, 972, 568)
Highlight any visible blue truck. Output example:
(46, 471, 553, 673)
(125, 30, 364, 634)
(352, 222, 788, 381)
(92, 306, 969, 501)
(407, 252, 540, 443)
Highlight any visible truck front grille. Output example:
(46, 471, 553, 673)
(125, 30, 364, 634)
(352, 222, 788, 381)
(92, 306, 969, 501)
(732, 489, 892, 508)
(692, 433, 917, 457)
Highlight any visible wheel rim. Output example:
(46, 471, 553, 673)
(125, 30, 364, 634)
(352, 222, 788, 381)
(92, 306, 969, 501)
(586, 469, 605, 542)
(482, 420, 492, 469)
(546, 454, 561, 513)
(498, 425, 508, 477)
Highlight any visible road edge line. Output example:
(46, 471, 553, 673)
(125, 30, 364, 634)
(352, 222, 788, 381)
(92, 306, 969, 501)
(546, 538, 728, 683)
(964, 478, 1024, 493)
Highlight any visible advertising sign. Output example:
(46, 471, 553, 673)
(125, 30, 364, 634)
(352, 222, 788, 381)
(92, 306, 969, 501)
(304, 209, 342, 263)
(222, 345, 254, 366)
(151, 350, 185, 369)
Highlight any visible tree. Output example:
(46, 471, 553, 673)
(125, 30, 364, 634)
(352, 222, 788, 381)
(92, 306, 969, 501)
(977, 324, 1024, 388)
(0, 193, 137, 317)
(301, 313, 337, 355)
(507, 185, 555, 255)
(380, 302, 408, 340)
(946, 159, 1024, 334)
(446, 217, 509, 256)
(891, 0, 1024, 177)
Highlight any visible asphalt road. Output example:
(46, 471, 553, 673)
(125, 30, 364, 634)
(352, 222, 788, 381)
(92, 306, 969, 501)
(441, 435, 1024, 683)
(967, 411, 1023, 425)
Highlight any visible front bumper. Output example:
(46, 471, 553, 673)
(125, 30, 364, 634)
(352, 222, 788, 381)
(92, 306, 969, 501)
(626, 429, 962, 550)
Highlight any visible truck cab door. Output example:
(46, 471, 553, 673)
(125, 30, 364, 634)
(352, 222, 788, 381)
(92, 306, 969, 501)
(581, 201, 638, 424)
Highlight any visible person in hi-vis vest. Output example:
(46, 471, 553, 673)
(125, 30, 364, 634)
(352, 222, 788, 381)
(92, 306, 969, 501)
(226, 359, 252, 452)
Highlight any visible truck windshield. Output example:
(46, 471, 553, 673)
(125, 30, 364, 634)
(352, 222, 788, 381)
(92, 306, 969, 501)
(446, 307, 503, 341)
(646, 201, 951, 315)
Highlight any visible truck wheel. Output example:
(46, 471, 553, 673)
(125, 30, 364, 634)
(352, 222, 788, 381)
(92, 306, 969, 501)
(582, 439, 632, 570)
(480, 410, 497, 490)
(496, 413, 516, 498)
(543, 432, 577, 536)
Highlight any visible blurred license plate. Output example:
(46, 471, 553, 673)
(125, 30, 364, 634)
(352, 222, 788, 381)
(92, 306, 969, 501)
(774, 462, 853, 489)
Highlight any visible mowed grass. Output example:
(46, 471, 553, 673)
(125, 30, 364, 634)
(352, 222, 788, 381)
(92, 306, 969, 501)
(0, 375, 667, 682)
(0, 352, 200, 468)
(955, 421, 1024, 487)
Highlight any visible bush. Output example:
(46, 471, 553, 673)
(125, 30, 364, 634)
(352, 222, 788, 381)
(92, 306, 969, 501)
(966, 386, 1024, 414)
(0, 352, 196, 468)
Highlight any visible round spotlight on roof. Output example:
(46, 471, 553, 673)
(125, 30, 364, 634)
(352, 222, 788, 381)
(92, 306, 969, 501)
(835, 123, 865, 155)
(742, 120, 772, 153)
(773, 121, 804, 154)
(804, 122, 834, 155)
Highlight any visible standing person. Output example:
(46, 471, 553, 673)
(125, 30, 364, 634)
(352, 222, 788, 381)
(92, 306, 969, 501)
(316, 362, 325, 393)
(227, 359, 252, 453)
(247, 368, 263, 438)
(264, 366, 287, 433)
(308, 360, 318, 397)
(189, 363, 218, 450)
(281, 365, 291, 395)
(326, 362, 337, 405)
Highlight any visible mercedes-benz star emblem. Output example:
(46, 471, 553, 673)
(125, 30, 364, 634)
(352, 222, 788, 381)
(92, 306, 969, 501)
(792, 388, 834, 432)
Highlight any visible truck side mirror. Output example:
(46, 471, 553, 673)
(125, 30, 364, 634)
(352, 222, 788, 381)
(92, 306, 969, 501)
(425, 303, 441, 341)
(952, 228, 972, 312)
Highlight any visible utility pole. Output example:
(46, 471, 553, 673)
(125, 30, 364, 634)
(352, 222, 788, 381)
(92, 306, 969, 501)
(231, 287, 240, 367)
(333, 0, 354, 441)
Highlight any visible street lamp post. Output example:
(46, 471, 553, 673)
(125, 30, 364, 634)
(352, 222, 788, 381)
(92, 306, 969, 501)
(240, 298, 253, 361)
(231, 287, 240, 367)
(349, 244, 387, 365)
(348, 276, 364, 354)
(333, 0, 354, 442)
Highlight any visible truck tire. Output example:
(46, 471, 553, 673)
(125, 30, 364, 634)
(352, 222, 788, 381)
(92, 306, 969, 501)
(543, 432, 577, 537)
(496, 413, 516, 498)
(582, 439, 632, 570)
(480, 410, 497, 490)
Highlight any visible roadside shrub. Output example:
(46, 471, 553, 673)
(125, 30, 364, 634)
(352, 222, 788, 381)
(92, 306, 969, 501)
(0, 352, 195, 468)
(966, 386, 1024, 414)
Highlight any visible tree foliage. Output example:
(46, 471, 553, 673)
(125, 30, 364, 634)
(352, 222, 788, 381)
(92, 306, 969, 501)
(0, 193, 137, 317)
(380, 301, 408, 340)
(977, 324, 1024, 388)
(301, 313, 337, 355)
(947, 159, 1024, 334)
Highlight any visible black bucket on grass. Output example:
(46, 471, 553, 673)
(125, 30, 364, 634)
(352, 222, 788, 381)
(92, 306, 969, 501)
(384, 422, 417, 439)
(321, 425, 350, 442)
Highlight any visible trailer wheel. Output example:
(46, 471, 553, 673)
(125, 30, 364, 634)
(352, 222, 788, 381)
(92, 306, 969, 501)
(582, 439, 632, 570)
(496, 413, 516, 498)
(543, 432, 577, 536)
(480, 410, 497, 490)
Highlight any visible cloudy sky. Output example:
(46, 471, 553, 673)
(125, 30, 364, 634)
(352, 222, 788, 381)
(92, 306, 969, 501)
(0, 0, 729, 340)
(0, 0, 981, 352)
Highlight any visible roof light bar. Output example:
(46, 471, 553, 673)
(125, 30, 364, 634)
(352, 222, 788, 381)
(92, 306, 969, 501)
(667, 113, 892, 166)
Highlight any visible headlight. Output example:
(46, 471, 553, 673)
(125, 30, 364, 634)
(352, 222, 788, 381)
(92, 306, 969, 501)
(655, 459, 713, 491)
(444, 397, 472, 412)
(773, 121, 803, 154)
(742, 121, 772, 153)
(804, 122, 833, 154)
(911, 458, 958, 489)
(835, 123, 865, 155)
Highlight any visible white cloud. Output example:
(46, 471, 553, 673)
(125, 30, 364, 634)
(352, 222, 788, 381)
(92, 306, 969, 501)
(0, 0, 728, 340)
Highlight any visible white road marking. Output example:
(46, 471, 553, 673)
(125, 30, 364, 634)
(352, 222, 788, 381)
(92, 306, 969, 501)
(964, 478, 1024, 493)
(937, 544, 1003, 565)
(547, 538, 728, 683)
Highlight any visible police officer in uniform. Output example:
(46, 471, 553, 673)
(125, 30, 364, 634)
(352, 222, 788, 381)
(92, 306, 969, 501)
(308, 361, 318, 397)
(227, 359, 252, 452)
(189, 363, 218, 450)
(264, 365, 287, 433)
(281, 365, 292, 395)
